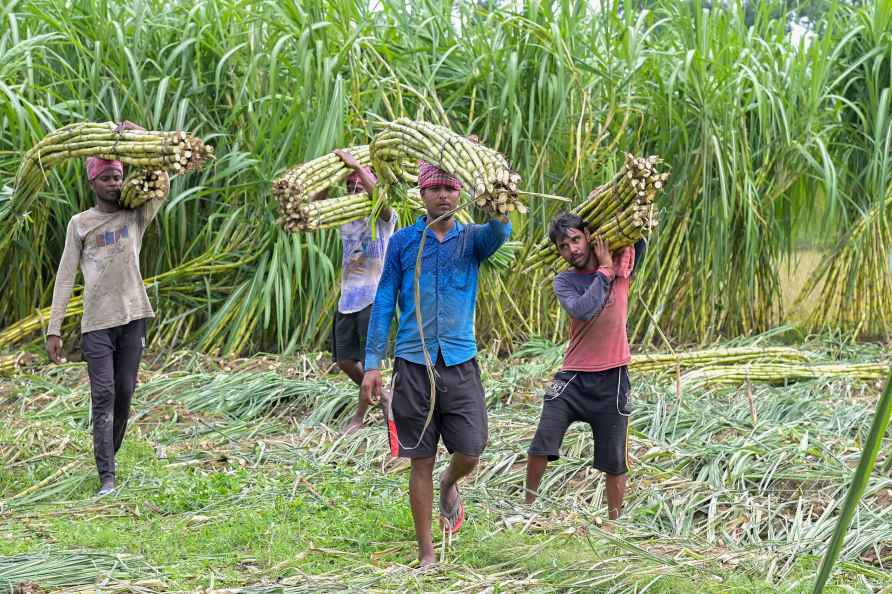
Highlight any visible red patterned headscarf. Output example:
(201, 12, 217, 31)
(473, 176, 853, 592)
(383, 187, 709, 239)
(85, 157, 123, 181)
(418, 161, 461, 191)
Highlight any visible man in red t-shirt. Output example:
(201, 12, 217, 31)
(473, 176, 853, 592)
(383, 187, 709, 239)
(524, 212, 646, 519)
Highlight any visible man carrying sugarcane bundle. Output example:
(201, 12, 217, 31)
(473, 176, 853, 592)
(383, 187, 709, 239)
(361, 161, 511, 566)
(319, 149, 397, 435)
(45, 122, 169, 496)
(524, 212, 646, 520)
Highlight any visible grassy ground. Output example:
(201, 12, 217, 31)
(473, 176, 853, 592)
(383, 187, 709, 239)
(1, 339, 891, 593)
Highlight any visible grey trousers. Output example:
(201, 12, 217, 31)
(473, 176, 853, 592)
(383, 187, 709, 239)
(81, 318, 146, 482)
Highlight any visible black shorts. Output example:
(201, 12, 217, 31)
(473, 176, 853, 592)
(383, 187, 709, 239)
(330, 304, 372, 363)
(528, 366, 631, 475)
(390, 355, 488, 459)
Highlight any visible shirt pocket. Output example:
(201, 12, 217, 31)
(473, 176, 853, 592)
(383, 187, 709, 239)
(449, 261, 471, 289)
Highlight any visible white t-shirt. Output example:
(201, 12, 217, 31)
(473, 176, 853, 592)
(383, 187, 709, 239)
(338, 213, 397, 314)
(48, 199, 164, 336)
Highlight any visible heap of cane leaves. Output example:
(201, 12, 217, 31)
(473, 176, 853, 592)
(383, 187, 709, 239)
(526, 153, 668, 273)
(2, 338, 891, 592)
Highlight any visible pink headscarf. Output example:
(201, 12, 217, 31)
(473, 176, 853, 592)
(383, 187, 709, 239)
(346, 167, 377, 189)
(418, 161, 462, 191)
(85, 157, 124, 181)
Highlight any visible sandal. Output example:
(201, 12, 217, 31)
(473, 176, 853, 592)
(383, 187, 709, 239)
(439, 484, 465, 536)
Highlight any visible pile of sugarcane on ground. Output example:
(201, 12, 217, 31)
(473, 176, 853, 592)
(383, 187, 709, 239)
(14, 122, 213, 210)
(371, 118, 524, 215)
(629, 346, 811, 373)
(681, 361, 890, 387)
(0, 353, 37, 376)
(626, 345, 888, 386)
(526, 153, 669, 272)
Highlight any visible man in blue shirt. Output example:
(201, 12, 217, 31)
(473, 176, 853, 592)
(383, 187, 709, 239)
(361, 161, 511, 566)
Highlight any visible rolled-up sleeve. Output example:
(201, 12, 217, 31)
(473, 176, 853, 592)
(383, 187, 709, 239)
(364, 235, 402, 370)
(473, 218, 511, 262)
(554, 271, 612, 322)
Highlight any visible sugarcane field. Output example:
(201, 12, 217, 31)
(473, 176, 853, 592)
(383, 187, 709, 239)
(2, 0, 892, 592)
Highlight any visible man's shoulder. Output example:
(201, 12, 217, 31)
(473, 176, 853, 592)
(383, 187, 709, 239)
(66, 209, 91, 230)
(554, 269, 580, 283)
(554, 269, 592, 291)
(71, 209, 91, 222)
(391, 225, 416, 243)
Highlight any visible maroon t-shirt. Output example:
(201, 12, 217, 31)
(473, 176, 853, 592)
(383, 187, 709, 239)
(554, 245, 636, 372)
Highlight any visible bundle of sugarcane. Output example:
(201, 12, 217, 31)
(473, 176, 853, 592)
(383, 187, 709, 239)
(682, 361, 889, 387)
(273, 145, 372, 217)
(370, 118, 525, 215)
(0, 354, 18, 376)
(284, 192, 373, 232)
(0, 352, 36, 376)
(630, 346, 811, 373)
(14, 122, 213, 208)
(525, 153, 669, 271)
(120, 168, 170, 209)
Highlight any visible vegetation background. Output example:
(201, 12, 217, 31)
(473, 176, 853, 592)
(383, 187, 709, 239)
(1, 0, 891, 355)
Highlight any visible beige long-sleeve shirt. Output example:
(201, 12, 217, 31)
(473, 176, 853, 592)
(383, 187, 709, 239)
(48, 198, 165, 336)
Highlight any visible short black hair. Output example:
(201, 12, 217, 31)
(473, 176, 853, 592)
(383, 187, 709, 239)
(548, 212, 587, 245)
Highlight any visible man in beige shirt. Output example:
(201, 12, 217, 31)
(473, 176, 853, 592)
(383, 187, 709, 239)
(47, 135, 167, 496)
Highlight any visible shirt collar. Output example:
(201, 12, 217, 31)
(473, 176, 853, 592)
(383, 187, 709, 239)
(414, 215, 464, 241)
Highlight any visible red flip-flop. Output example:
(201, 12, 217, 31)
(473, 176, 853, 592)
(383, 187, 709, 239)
(440, 486, 464, 536)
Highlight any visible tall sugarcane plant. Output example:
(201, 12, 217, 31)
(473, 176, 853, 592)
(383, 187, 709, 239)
(3, 0, 892, 352)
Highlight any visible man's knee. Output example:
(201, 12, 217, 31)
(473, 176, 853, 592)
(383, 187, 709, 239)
(453, 452, 479, 469)
(409, 457, 436, 486)
(336, 358, 358, 372)
(410, 456, 436, 472)
(90, 381, 116, 408)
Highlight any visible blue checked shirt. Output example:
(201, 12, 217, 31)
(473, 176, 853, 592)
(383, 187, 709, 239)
(364, 216, 512, 370)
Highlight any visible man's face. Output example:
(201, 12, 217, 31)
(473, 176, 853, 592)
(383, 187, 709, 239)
(557, 227, 592, 269)
(89, 170, 123, 204)
(421, 184, 460, 220)
(347, 179, 361, 194)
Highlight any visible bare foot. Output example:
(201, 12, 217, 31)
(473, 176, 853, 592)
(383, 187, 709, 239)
(418, 554, 437, 568)
(341, 417, 363, 435)
(439, 474, 459, 515)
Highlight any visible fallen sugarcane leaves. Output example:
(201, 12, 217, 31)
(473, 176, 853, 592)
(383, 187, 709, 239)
(2, 339, 891, 592)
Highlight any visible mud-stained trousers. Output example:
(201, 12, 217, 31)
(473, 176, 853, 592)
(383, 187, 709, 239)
(80, 318, 146, 482)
